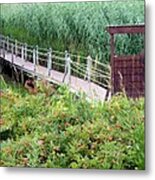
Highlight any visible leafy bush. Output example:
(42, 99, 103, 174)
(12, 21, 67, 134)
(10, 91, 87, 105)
(0, 78, 145, 169)
(0, 1, 144, 62)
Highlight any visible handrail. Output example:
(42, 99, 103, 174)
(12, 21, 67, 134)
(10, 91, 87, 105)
(0, 34, 111, 90)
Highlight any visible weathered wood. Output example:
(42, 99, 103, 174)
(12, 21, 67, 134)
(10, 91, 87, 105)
(0, 36, 2, 56)
(2, 38, 5, 58)
(0, 52, 108, 101)
(33, 48, 36, 72)
(85, 55, 92, 83)
(110, 34, 115, 94)
(94, 55, 98, 81)
(15, 40, 18, 57)
(11, 43, 14, 63)
(77, 55, 80, 64)
(36, 45, 39, 65)
(21, 45, 24, 61)
(47, 48, 52, 76)
(112, 55, 144, 98)
(0, 34, 110, 101)
(63, 50, 71, 85)
(24, 43, 27, 61)
(21, 69, 24, 84)
(6, 36, 9, 52)
(106, 24, 145, 34)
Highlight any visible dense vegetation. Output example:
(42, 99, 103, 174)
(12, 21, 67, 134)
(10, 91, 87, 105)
(0, 1, 145, 169)
(0, 76, 145, 169)
(0, 0, 144, 62)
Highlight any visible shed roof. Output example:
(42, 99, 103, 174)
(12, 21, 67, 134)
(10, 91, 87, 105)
(106, 24, 145, 34)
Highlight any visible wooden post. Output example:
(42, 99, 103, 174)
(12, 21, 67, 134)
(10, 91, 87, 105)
(0, 38, 2, 56)
(6, 36, 9, 52)
(94, 55, 98, 81)
(3, 37, 5, 58)
(21, 70, 24, 85)
(77, 55, 80, 64)
(76, 55, 80, 77)
(15, 40, 18, 57)
(110, 33, 115, 95)
(21, 45, 24, 61)
(63, 50, 71, 85)
(47, 48, 52, 76)
(104, 65, 111, 101)
(131, 56, 135, 97)
(24, 43, 27, 61)
(11, 43, 14, 64)
(36, 45, 39, 65)
(33, 48, 36, 72)
(86, 55, 92, 83)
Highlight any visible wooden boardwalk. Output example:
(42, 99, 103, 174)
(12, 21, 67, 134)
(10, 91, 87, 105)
(0, 35, 111, 101)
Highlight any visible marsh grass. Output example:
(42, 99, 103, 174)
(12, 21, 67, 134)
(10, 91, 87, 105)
(1, 1, 144, 62)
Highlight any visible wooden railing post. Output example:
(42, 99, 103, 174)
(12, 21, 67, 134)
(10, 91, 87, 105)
(6, 36, 9, 52)
(21, 45, 24, 61)
(110, 33, 115, 95)
(47, 48, 52, 76)
(85, 55, 92, 83)
(33, 48, 36, 72)
(36, 45, 39, 65)
(63, 50, 71, 85)
(93, 55, 98, 82)
(15, 40, 18, 57)
(24, 43, 27, 61)
(11, 43, 14, 64)
(3, 37, 5, 58)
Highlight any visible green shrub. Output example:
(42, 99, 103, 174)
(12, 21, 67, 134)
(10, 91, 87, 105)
(0, 79, 145, 169)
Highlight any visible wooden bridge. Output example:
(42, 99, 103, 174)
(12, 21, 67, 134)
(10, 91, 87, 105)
(0, 34, 111, 101)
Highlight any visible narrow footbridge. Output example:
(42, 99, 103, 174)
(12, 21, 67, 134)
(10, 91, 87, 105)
(0, 35, 111, 101)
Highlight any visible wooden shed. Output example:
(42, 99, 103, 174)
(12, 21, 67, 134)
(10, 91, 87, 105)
(107, 24, 145, 98)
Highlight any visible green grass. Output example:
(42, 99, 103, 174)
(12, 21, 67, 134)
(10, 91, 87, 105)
(0, 75, 145, 169)
(0, 0, 144, 62)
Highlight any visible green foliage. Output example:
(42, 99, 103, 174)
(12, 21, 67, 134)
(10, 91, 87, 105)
(0, 79, 145, 169)
(1, 1, 144, 62)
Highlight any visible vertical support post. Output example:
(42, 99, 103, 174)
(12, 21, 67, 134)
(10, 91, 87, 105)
(11, 43, 14, 64)
(15, 40, 18, 57)
(94, 55, 98, 81)
(77, 55, 80, 64)
(21, 45, 24, 61)
(76, 55, 80, 77)
(63, 50, 71, 85)
(3, 37, 5, 58)
(47, 48, 52, 76)
(104, 65, 111, 101)
(24, 43, 27, 61)
(86, 55, 92, 83)
(131, 56, 135, 97)
(21, 71, 24, 85)
(110, 33, 115, 95)
(94, 55, 98, 70)
(33, 48, 36, 73)
(36, 45, 39, 65)
(6, 36, 9, 52)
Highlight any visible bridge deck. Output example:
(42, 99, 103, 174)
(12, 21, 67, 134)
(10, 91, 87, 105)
(0, 52, 108, 101)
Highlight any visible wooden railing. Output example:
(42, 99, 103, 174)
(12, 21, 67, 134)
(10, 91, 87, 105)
(0, 34, 111, 89)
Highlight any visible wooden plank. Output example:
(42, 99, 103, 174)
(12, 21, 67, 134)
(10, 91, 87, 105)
(106, 24, 145, 34)
(110, 34, 115, 94)
(112, 54, 144, 98)
(0, 52, 108, 101)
